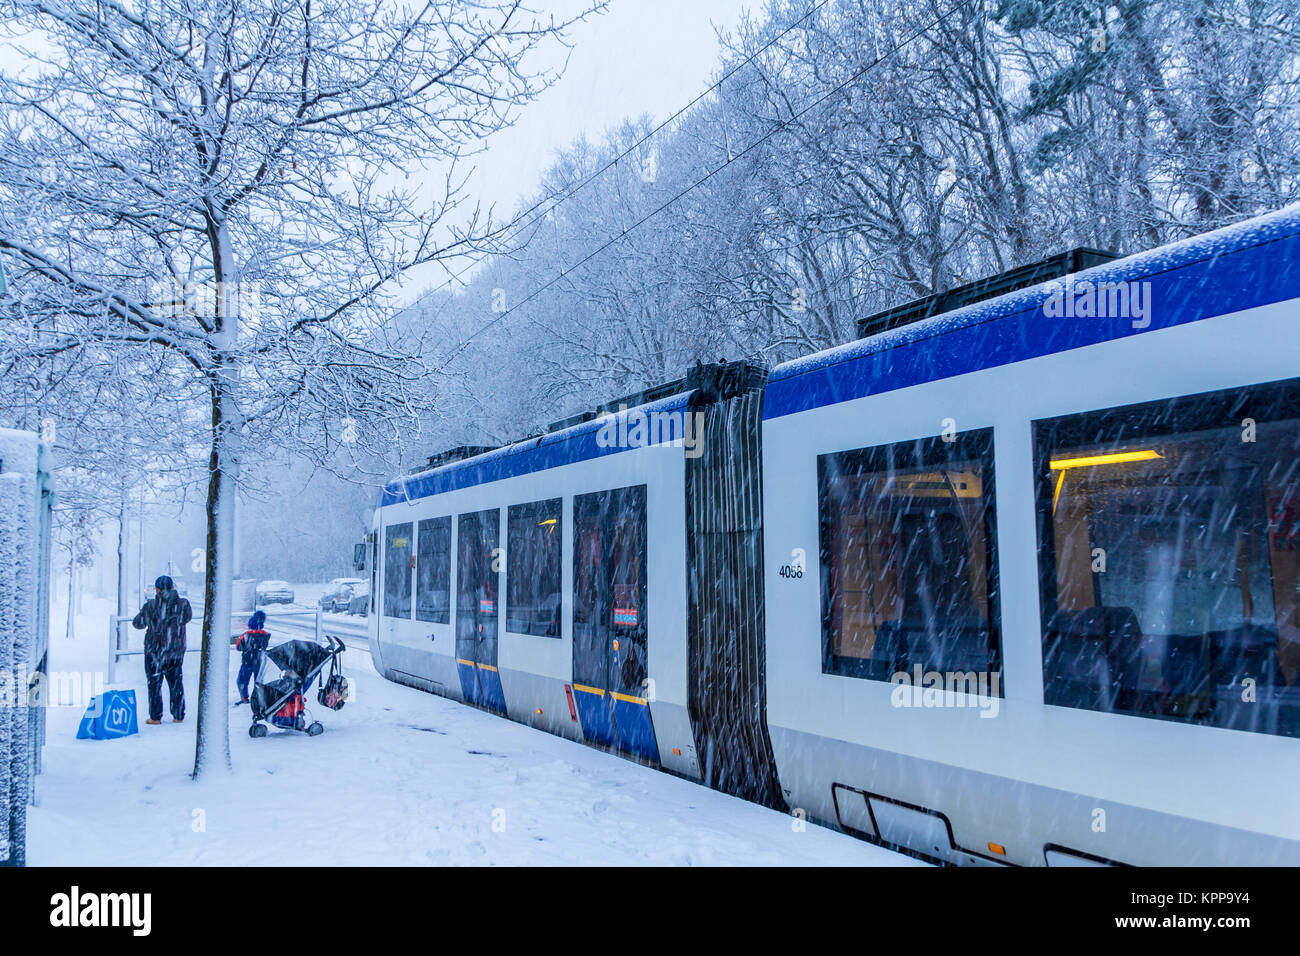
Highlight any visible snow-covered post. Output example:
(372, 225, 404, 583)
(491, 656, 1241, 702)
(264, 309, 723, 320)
(0, 428, 44, 866)
(0, 452, 17, 864)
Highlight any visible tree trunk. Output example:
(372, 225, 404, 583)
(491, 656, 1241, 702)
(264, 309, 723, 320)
(192, 210, 242, 780)
(193, 375, 239, 779)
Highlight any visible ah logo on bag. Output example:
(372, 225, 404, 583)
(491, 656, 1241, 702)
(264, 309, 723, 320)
(106, 698, 133, 734)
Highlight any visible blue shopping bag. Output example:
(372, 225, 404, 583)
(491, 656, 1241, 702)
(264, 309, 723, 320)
(76, 689, 140, 740)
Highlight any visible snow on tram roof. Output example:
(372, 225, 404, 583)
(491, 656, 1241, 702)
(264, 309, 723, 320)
(765, 202, 1300, 419)
(380, 203, 1300, 503)
(379, 390, 693, 507)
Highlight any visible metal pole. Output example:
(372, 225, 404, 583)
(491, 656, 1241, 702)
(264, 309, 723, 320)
(116, 490, 129, 621)
(137, 488, 144, 605)
(315, 609, 322, 645)
(107, 615, 116, 685)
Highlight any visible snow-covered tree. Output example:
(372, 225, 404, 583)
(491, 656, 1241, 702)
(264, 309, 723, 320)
(425, 0, 1300, 400)
(0, 0, 598, 777)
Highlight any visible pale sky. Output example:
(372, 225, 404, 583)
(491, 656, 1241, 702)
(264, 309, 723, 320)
(402, 0, 756, 301)
(465, 0, 754, 213)
(0, 0, 757, 300)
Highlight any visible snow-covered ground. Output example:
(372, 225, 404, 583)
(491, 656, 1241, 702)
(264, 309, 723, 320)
(28, 594, 919, 866)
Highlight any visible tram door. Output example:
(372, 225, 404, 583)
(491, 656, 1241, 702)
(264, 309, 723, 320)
(571, 485, 658, 761)
(456, 509, 506, 713)
(382, 523, 413, 644)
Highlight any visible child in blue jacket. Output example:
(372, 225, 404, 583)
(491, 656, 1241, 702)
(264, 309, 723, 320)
(235, 610, 270, 705)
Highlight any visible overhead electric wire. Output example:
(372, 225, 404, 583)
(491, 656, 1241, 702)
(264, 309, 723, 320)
(432, 0, 974, 370)
(398, 0, 838, 317)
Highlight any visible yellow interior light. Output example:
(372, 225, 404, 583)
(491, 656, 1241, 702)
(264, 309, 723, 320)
(1049, 449, 1162, 471)
(1050, 449, 1162, 510)
(539, 518, 557, 526)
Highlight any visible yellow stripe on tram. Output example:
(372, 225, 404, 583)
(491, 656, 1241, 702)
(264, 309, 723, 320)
(610, 692, 648, 706)
(571, 683, 605, 697)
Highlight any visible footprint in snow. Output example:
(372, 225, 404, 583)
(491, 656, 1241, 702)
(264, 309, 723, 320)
(403, 724, 447, 735)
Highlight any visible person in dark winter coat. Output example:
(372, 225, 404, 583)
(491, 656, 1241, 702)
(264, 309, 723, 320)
(235, 610, 270, 705)
(132, 575, 192, 724)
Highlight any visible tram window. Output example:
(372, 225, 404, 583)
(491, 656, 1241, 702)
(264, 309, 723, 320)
(1035, 378, 1300, 738)
(506, 499, 562, 637)
(574, 506, 600, 630)
(573, 486, 648, 694)
(370, 533, 377, 613)
(416, 516, 451, 624)
(383, 522, 413, 619)
(818, 429, 1001, 686)
(457, 509, 500, 624)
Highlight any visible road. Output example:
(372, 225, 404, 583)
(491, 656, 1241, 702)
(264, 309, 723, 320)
(112, 603, 369, 657)
(241, 606, 370, 654)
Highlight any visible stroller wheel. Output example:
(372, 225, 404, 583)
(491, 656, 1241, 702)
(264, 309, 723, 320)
(249, 723, 268, 738)
(306, 721, 324, 736)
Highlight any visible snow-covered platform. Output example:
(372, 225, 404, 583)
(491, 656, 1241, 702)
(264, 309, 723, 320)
(28, 597, 919, 866)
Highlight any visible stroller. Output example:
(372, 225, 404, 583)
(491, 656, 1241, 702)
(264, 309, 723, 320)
(248, 636, 348, 737)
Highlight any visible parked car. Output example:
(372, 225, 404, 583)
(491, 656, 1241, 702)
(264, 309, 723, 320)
(317, 588, 343, 612)
(318, 578, 364, 613)
(346, 583, 371, 617)
(256, 580, 295, 605)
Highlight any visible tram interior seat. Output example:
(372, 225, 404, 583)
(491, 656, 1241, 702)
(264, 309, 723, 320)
(1045, 607, 1291, 721)
(1044, 606, 1141, 712)
(873, 617, 994, 677)
(1158, 632, 1214, 718)
(1207, 623, 1282, 688)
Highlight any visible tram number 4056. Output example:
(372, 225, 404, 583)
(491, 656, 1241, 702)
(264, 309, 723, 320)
(778, 547, 806, 580)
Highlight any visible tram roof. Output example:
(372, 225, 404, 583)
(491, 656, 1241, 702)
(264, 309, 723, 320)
(765, 203, 1300, 420)
(379, 204, 1300, 506)
(378, 391, 693, 507)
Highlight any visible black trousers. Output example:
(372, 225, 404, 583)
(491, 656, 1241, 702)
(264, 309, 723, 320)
(145, 652, 185, 721)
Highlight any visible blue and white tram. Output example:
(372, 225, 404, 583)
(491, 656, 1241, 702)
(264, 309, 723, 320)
(369, 392, 707, 780)
(370, 205, 1300, 865)
(762, 206, 1300, 866)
